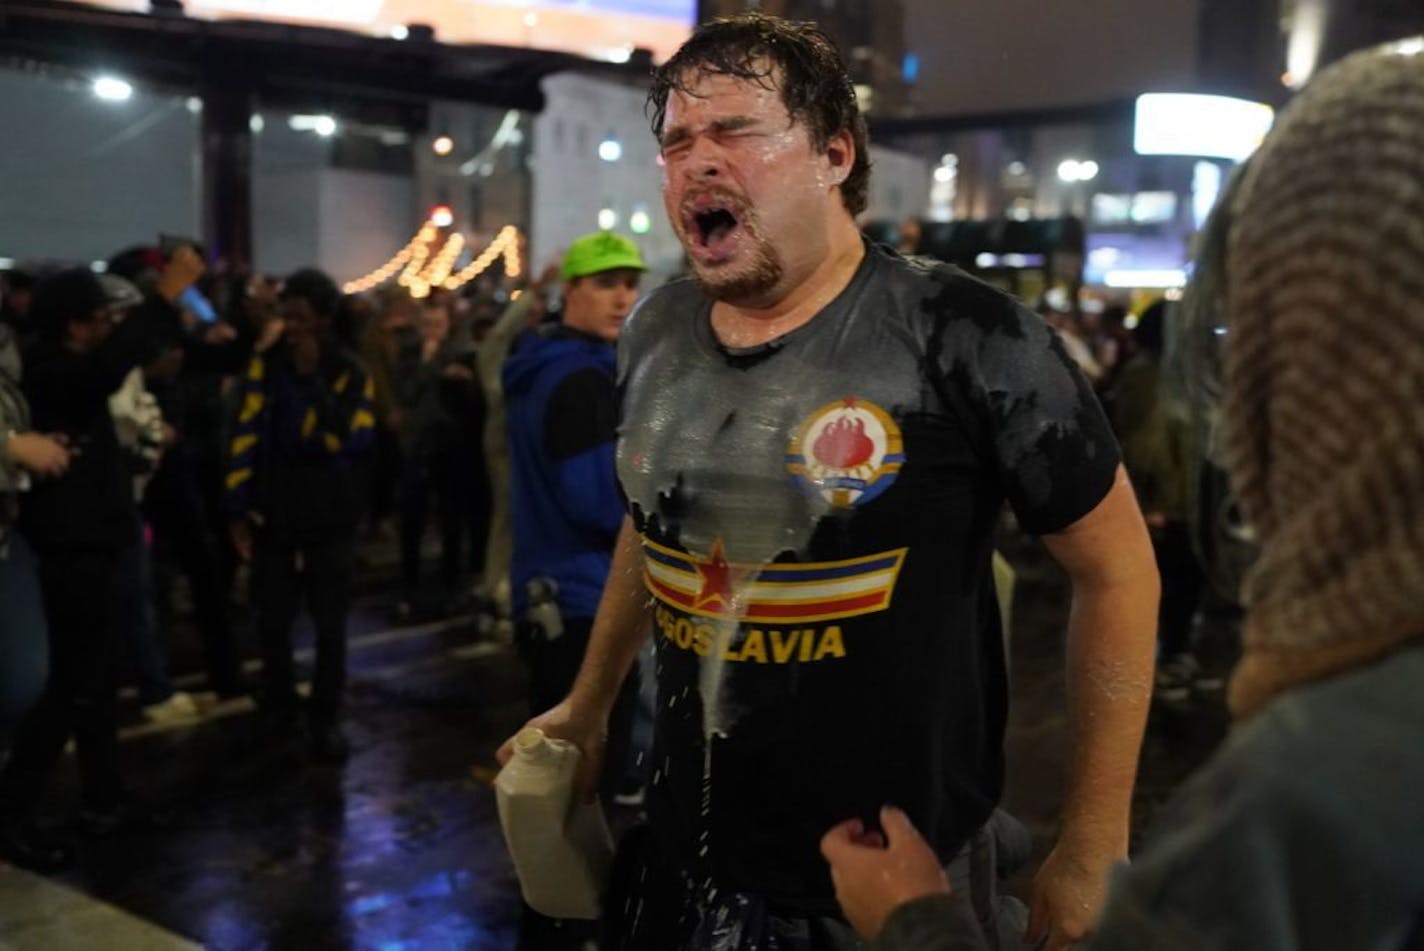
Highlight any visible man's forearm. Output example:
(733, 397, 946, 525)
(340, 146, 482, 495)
(1061, 569, 1158, 854)
(568, 515, 654, 719)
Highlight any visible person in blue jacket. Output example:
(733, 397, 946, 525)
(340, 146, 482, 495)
(504, 232, 645, 765)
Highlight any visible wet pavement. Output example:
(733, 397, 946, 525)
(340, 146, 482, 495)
(8, 535, 1238, 949)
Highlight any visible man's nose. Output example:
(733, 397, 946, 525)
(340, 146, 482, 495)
(683, 136, 725, 180)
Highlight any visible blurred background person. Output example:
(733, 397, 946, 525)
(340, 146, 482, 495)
(226, 268, 375, 764)
(393, 297, 487, 621)
(0, 294, 70, 742)
(1113, 299, 1203, 701)
(0, 249, 198, 871)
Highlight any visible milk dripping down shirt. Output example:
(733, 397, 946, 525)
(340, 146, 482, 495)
(616, 241, 1119, 911)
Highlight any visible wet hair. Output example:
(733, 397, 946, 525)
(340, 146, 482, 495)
(647, 13, 871, 217)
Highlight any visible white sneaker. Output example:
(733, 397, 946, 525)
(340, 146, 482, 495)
(142, 691, 202, 725)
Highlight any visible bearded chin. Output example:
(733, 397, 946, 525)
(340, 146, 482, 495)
(691, 243, 783, 304)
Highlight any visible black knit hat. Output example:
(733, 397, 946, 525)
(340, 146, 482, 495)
(31, 268, 109, 340)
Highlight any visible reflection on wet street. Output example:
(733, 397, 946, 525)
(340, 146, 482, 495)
(8, 536, 1236, 949)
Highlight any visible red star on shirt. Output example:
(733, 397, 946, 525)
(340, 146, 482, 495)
(693, 538, 735, 614)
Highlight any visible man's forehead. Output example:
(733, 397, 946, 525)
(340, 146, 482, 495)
(664, 67, 789, 120)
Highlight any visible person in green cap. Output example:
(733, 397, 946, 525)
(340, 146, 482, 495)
(501, 229, 646, 946)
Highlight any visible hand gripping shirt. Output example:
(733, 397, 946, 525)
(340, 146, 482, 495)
(615, 242, 1120, 914)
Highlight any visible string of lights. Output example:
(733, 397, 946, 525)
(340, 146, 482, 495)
(341, 221, 522, 298)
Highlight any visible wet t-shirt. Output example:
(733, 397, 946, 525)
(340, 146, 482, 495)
(615, 242, 1119, 914)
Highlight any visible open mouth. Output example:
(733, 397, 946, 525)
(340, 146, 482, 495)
(684, 197, 745, 261)
(695, 207, 738, 245)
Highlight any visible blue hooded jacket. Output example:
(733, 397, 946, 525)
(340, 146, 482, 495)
(503, 325, 623, 620)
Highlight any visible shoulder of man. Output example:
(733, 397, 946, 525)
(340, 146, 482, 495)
(620, 276, 703, 349)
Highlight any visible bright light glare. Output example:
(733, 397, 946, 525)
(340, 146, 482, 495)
(598, 139, 623, 162)
(1135, 94, 1274, 162)
(1389, 36, 1424, 57)
(289, 114, 338, 136)
(389, 24, 409, 40)
(630, 210, 652, 234)
(598, 208, 618, 231)
(1104, 268, 1187, 289)
(429, 205, 454, 228)
(933, 165, 955, 183)
(433, 135, 454, 156)
(250, 114, 265, 133)
(92, 76, 133, 102)
(1058, 159, 1098, 183)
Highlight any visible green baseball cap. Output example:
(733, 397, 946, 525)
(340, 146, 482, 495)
(560, 231, 648, 281)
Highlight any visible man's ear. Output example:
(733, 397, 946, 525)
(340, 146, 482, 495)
(824, 127, 856, 188)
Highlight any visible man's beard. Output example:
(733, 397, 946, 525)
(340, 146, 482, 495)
(689, 229, 783, 304)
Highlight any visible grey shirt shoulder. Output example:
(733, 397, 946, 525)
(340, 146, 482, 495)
(1093, 644, 1424, 951)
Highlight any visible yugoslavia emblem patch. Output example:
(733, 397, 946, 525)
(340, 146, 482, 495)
(786, 397, 904, 508)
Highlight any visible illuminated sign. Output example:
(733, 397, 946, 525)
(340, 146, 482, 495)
(1134, 93, 1274, 162)
(58, 1, 696, 63)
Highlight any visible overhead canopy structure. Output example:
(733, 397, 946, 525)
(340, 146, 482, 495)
(0, 1, 651, 266)
(0, 0, 650, 117)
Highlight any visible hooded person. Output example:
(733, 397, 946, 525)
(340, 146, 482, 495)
(823, 36, 1424, 951)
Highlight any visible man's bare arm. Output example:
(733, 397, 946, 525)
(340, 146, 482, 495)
(497, 515, 654, 798)
(1028, 464, 1160, 949)
(569, 516, 654, 718)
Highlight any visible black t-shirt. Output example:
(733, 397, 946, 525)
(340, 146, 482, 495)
(615, 242, 1119, 913)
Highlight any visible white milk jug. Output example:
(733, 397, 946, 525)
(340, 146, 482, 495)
(495, 727, 614, 920)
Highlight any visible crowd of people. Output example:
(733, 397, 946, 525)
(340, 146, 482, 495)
(0, 238, 560, 871)
(2, 10, 1421, 951)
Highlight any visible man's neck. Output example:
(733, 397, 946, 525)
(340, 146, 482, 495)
(710, 219, 866, 349)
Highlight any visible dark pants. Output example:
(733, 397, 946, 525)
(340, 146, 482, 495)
(517, 616, 640, 951)
(0, 535, 48, 731)
(0, 548, 124, 815)
(147, 464, 244, 695)
(116, 530, 171, 706)
(1154, 521, 1204, 658)
(399, 443, 489, 599)
(251, 532, 355, 723)
(603, 818, 1030, 951)
(368, 423, 401, 532)
(602, 827, 863, 951)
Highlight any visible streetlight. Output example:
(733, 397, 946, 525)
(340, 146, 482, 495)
(1057, 159, 1099, 183)
(92, 76, 133, 102)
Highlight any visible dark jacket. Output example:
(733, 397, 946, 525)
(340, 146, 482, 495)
(19, 296, 181, 552)
(394, 333, 483, 460)
(225, 340, 375, 539)
(503, 325, 622, 619)
(0, 322, 30, 549)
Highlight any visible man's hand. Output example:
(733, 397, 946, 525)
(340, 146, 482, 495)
(1026, 839, 1119, 950)
(820, 806, 950, 942)
(442, 363, 475, 382)
(255, 318, 286, 354)
(156, 244, 206, 303)
(203, 321, 239, 345)
(496, 698, 608, 803)
(5, 432, 72, 479)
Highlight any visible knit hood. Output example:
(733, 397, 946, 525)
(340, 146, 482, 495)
(1223, 38, 1424, 717)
